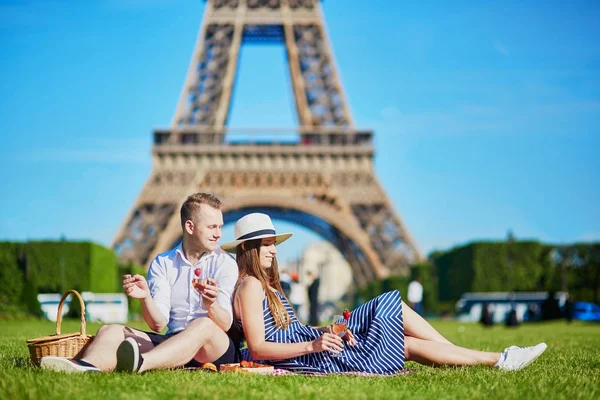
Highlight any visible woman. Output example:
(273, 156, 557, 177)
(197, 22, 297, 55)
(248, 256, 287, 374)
(222, 213, 547, 375)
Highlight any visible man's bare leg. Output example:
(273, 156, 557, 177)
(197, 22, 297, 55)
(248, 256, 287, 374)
(402, 301, 453, 344)
(80, 325, 156, 371)
(138, 318, 230, 372)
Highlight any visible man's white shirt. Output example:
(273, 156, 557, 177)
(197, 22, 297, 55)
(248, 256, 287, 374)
(146, 243, 238, 334)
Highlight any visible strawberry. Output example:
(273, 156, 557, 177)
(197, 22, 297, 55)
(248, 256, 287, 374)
(343, 309, 351, 320)
(194, 268, 201, 277)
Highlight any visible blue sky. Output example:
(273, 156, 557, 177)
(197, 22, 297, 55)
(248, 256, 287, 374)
(0, 0, 598, 263)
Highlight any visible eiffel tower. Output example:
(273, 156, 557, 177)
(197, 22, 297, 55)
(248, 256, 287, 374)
(113, 0, 422, 287)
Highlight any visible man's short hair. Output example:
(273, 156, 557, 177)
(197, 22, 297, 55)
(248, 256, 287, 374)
(180, 193, 223, 227)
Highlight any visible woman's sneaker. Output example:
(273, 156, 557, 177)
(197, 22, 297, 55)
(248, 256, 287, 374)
(497, 343, 547, 371)
(40, 357, 101, 373)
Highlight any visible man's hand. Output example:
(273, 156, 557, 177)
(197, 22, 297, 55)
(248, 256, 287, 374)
(123, 274, 150, 299)
(199, 278, 219, 310)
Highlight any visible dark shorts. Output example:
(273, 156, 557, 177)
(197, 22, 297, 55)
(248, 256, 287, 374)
(141, 329, 240, 368)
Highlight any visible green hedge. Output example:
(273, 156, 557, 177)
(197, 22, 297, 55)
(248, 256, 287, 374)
(0, 243, 23, 307)
(0, 241, 120, 314)
(433, 241, 600, 304)
(357, 262, 439, 314)
(357, 241, 599, 315)
(89, 244, 119, 293)
(118, 262, 147, 318)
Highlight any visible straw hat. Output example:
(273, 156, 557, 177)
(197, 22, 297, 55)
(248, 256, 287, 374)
(220, 213, 293, 253)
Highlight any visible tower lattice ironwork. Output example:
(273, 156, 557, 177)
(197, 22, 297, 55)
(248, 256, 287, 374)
(113, 0, 422, 286)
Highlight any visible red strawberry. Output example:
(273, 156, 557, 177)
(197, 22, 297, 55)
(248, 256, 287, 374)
(194, 268, 201, 277)
(343, 309, 351, 320)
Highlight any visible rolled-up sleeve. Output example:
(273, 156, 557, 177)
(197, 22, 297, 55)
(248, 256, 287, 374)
(215, 257, 239, 322)
(147, 257, 171, 322)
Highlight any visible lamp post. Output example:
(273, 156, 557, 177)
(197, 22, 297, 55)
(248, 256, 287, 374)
(506, 230, 519, 327)
(60, 234, 66, 295)
(506, 230, 515, 293)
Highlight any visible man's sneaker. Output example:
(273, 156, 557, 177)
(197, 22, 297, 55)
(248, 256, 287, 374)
(115, 337, 144, 373)
(40, 357, 101, 373)
(497, 342, 547, 371)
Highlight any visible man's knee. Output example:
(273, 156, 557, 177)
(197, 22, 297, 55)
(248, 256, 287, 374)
(188, 317, 218, 332)
(96, 324, 126, 339)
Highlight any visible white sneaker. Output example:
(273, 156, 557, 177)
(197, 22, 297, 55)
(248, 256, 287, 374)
(40, 356, 101, 373)
(497, 343, 547, 371)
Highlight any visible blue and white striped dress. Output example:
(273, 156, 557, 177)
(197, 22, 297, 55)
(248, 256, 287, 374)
(241, 290, 405, 374)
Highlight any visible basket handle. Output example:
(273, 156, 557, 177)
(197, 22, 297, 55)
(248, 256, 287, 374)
(55, 290, 87, 337)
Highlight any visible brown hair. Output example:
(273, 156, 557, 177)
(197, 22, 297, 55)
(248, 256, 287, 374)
(180, 193, 223, 228)
(236, 239, 292, 329)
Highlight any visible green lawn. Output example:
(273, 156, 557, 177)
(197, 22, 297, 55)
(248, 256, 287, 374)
(1, 319, 598, 399)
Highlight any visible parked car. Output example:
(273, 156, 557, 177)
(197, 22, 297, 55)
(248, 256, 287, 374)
(572, 301, 600, 321)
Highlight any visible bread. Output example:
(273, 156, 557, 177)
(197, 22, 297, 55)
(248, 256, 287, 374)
(201, 362, 218, 372)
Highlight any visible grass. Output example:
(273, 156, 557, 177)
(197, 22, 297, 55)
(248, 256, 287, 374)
(1, 319, 598, 399)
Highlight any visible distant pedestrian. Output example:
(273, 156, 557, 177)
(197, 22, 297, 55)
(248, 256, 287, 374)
(564, 294, 574, 324)
(279, 269, 292, 298)
(307, 270, 320, 326)
(407, 276, 423, 315)
(288, 271, 306, 320)
(480, 302, 494, 327)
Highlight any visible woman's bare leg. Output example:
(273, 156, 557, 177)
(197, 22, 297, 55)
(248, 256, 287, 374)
(405, 336, 499, 367)
(402, 301, 453, 344)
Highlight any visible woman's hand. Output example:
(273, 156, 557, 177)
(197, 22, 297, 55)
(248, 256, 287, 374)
(342, 329, 358, 346)
(312, 333, 344, 354)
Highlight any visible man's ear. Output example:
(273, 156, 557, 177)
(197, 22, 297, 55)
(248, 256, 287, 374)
(184, 220, 194, 235)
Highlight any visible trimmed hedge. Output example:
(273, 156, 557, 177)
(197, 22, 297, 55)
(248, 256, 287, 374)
(118, 262, 147, 318)
(433, 241, 550, 302)
(433, 241, 599, 304)
(357, 262, 439, 314)
(0, 241, 119, 313)
(0, 243, 24, 307)
(358, 241, 600, 314)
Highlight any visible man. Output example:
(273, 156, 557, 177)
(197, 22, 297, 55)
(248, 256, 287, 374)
(40, 193, 239, 373)
(279, 269, 292, 298)
(307, 270, 320, 326)
(288, 271, 306, 320)
(407, 276, 424, 315)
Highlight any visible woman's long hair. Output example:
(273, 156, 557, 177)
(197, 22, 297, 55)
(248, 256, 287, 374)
(235, 238, 292, 329)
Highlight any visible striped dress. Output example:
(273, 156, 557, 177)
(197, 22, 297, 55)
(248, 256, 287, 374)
(240, 290, 405, 374)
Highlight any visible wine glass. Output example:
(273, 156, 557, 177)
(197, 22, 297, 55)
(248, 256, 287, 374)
(192, 268, 208, 310)
(330, 314, 347, 357)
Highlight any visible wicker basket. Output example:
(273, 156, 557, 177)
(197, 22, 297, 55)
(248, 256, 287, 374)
(27, 290, 94, 366)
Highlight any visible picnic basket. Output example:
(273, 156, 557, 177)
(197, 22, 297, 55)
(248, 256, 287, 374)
(26, 289, 94, 366)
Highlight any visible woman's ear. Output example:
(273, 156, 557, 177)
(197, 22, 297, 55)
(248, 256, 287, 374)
(241, 242, 247, 251)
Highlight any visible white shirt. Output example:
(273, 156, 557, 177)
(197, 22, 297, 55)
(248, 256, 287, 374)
(146, 243, 238, 334)
(407, 280, 423, 304)
(289, 282, 307, 305)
